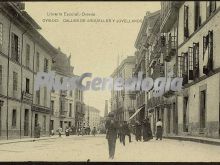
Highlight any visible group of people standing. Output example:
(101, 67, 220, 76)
(105, 112, 163, 160)
(134, 117, 153, 142)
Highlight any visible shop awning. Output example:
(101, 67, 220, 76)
(128, 105, 145, 121)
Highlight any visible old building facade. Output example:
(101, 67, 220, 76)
(50, 48, 75, 133)
(110, 56, 136, 123)
(0, 2, 57, 139)
(177, 1, 220, 138)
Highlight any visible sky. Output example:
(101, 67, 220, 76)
(25, 2, 161, 116)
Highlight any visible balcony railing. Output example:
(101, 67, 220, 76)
(22, 91, 33, 103)
(160, 1, 183, 32)
(164, 36, 177, 62)
(60, 110, 67, 118)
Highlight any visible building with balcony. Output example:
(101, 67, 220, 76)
(0, 2, 57, 139)
(50, 48, 75, 133)
(133, 10, 160, 125)
(110, 56, 136, 123)
(176, 1, 220, 138)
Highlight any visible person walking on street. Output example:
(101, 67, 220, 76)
(135, 121, 142, 141)
(118, 123, 123, 143)
(142, 118, 153, 142)
(105, 112, 118, 160)
(156, 118, 163, 140)
(121, 121, 132, 146)
(58, 127, 62, 137)
(92, 127, 97, 136)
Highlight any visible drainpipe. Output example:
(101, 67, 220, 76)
(6, 19, 12, 140)
(31, 40, 35, 138)
(20, 29, 28, 139)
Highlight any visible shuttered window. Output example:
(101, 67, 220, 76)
(184, 5, 189, 39)
(13, 72, 18, 91)
(194, 1, 201, 31)
(44, 58, 48, 72)
(26, 44, 30, 67)
(11, 33, 20, 62)
(207, 1, 216, 18)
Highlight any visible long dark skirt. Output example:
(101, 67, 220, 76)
(156, 126, 163, 140)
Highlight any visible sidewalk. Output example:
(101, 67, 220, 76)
(0, 135, 59, 145)
(164, 135, 220, 146)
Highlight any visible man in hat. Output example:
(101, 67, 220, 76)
(105, 112, 118, 159)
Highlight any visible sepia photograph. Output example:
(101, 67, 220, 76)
(0, 1, 220, 163)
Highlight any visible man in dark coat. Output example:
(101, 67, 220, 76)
(121, 121, 131, 146)
(135, 121, 142, 141)
(105, 112, 118, 159)
(142, 118, 153, 141)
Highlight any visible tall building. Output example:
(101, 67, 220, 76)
(0, 2, 57, 139)
(176, 1, 220, 138)
(110, 56, 136, 122)
(50, 48, 75, 132)
(134, 10, 161, 125)
(85, 105, 100, 130)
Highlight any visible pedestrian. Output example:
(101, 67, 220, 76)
(142, 118, 153, 142)
(51, 129, 54, 136)
(118, 123, 123, 143)
(65, 126, 69, 136)
(92, 127, 97, 136)
(135, 121, 142, 142)
(121, 121, 132, 146)
(156, 118, 163, 140)
(34, 123, 41, 138)
(58, 127, 62, 137)
(105, 112, 118, 160)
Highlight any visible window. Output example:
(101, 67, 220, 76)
(44, 87, 47, 106)
(177, 55, 183, 77)
(0, 23, 3, 47)
(11, 33, 20, 62)
(51, 101, 54, 115)
(188, 47, 193, 80)
(13, 72, 18, 91)
(36, 52, 40, 72)
(26, 78, 30, 93)
(184, 5, 189, 39)
(193, 43, 199, 79)
(26, 44, 30, 67)
(36, 90, 40, 105)
(0, 65, 2, 87)
(194, 1, 201, 31)
(70, 90, 72, 97)
(206, 1, 216, 18)
(203, 30, 213, 74)
(12, 109, 16, 127)
(69, 103, 72, 117)
(44, 58, 48, 72)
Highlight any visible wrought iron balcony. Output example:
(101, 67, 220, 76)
(22, 91, 33, 103)
(160, 1, 183, 32)
(60, 110, 67, 118)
